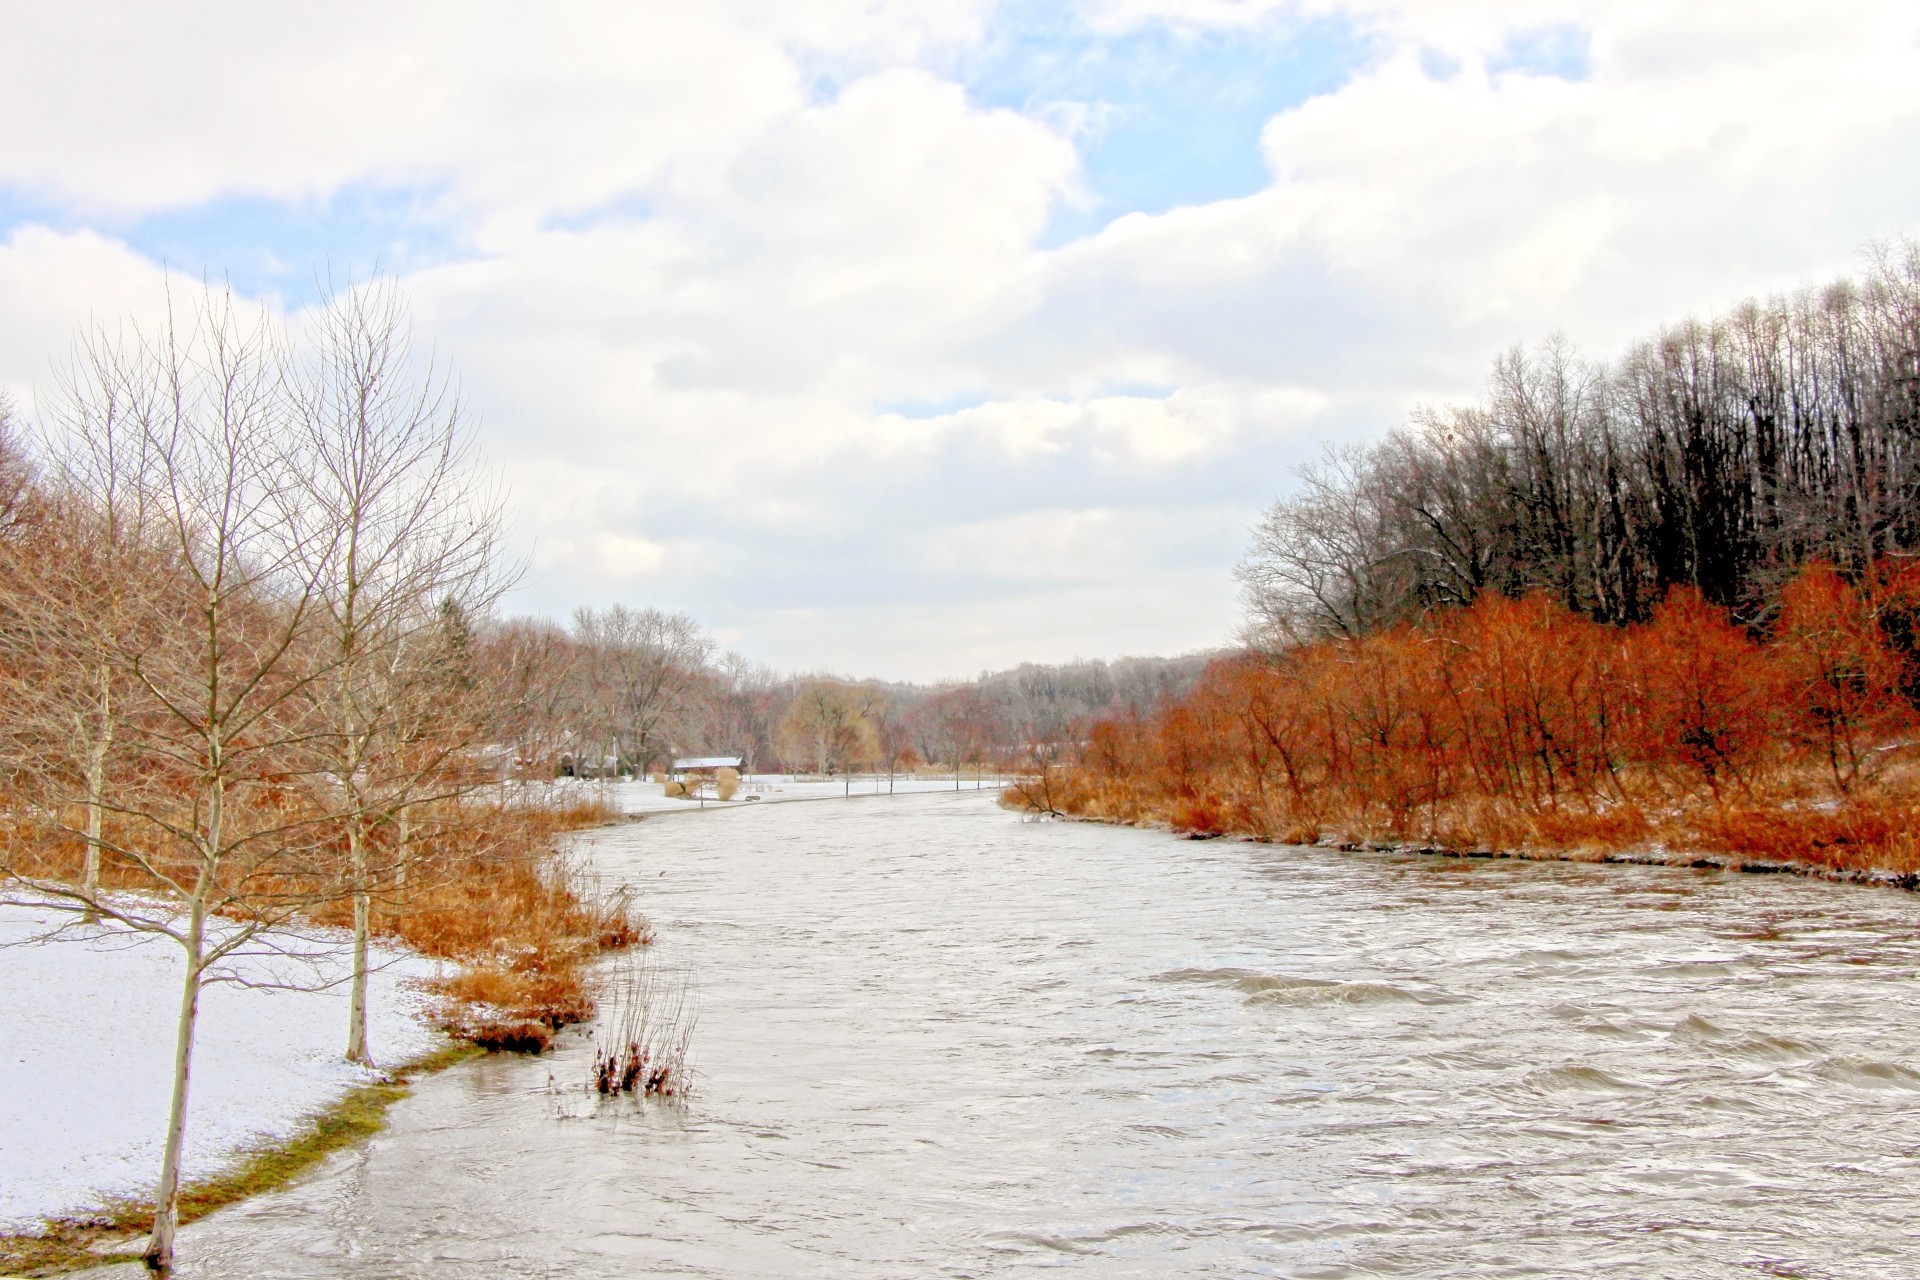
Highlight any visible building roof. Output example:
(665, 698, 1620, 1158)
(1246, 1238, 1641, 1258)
(672, 756, 743, 770)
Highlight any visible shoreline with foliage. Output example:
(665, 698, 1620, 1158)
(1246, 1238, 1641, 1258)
(0, 792, 641, 1274)
(1010, 247, 1920, 887)
(1020, 804, 1920, 893)
(1007, 572, 1920, 886)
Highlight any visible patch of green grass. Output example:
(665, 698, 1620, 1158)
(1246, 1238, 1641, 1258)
(0, 1042, 482, 1276)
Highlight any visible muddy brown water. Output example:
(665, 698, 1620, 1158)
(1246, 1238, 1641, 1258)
(132, 792, 1920, 1277)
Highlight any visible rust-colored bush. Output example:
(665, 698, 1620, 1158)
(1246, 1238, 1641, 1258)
(303, 797, 647, 1051)
(1167, 792, 1228, 836)
(1009, 572, 1920, 877)
(1773, 561, 1914, 793)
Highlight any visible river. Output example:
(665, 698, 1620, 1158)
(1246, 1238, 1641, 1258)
(137, 791, 1919, 1277)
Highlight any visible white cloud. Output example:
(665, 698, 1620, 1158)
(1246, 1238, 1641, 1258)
(0, 2, 993, 216)
(0, 227, 192, 414)
(0, 1, 1916, 675)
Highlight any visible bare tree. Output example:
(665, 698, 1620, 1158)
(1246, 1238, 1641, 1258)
(571, 605, 713, 776)
(476, 615, 579, 782)
(0, 391, 38, 536)
(0, 292, 355, 1270)
(865, 689, 915, 793)
(913, 686, 998, 790)
(777, 680, 878, 784)
(287, 279, 510, 1067)
(695, 651, 781, 773)
(1238, 240, 1920, 643)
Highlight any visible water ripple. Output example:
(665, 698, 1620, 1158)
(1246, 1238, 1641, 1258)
(150, 792, 1920, 1278)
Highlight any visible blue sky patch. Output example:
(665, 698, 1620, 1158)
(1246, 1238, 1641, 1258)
(954, 4, 1375, 245)
(0, 183, 471, 307)
(0, 6, 1386, 297)
(119, 186, 470, 305)
(1487, 25, 1592, 81)
(876, 389, 994, 420)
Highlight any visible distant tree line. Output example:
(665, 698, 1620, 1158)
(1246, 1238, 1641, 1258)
(479, 614, 1215, 780)
(0, 279, 1213, 1271)
(1241, 241, 1920, 640)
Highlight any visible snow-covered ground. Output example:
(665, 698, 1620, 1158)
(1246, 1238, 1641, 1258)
(530, 772, 1007, 816)
(0, 901, 446, 1233)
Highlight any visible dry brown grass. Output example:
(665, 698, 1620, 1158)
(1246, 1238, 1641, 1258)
(1679, 793, 1920, 875)
(1009, 757, 1920, 884)
(329, 796, 647, 1052)
(7, 791, 644, 1053)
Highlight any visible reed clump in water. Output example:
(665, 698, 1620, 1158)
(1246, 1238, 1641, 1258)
(589, 951, 695, 1100)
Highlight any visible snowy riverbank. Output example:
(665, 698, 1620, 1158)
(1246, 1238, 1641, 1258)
(0, 900, 447, 1233)
(529, 772, 1007, 816)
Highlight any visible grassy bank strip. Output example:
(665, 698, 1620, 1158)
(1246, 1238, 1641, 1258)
(1348, 839, 1920, 891)
(1110, 814, 1920, 891)
(0, 1042, 483, 1277)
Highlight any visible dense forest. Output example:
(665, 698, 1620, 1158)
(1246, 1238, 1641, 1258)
(1016, 244, 1920, 878)
(1241, 242, 1920, 642)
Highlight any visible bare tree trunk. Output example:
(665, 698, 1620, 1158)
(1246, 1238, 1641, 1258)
(346, 822, 372, 1065)
(394, 803, 410, 896)
(145, 742, 218, 1278)
(143, 892, 205, 1271)
(82, 663, 111, 923)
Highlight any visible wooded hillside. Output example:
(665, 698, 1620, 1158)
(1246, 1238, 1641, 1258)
(1242, 243, 1920, 642)
(1017, 244, 1920, 879)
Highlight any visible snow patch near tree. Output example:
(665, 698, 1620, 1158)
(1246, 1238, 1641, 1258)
(0, 901, 446, 1232)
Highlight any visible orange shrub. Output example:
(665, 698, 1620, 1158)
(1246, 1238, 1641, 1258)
(1017, 572, 1920, 875)
(1623, 587, 1780, 799)
(1773, 560, 1912, 792)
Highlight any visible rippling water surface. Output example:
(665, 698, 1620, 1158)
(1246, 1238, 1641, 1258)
(155, 792, 1920, 1277)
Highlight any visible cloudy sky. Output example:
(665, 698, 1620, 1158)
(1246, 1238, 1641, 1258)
(1, 2, 1916, 679)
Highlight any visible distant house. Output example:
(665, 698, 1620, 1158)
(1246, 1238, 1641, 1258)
(670, 756, 743, 781)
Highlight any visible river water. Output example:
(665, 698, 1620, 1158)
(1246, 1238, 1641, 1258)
(148, 791, 1920, 1277)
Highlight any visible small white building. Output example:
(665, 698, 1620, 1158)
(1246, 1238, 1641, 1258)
(670, 756, 743, 781)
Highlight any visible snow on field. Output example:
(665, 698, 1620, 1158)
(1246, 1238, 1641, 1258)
(0, 901, 446, 1233)
(529, 773, 1007, 816)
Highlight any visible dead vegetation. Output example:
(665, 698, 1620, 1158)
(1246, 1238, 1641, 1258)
(589, 951, 695, 1101)
(11, 790, 651, 1055)
(317, 796, 649, 1053)
(1010, 569, 1920, 883)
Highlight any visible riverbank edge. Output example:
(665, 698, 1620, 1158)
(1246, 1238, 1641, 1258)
(605, 781, 1009, 819)
(0, 1041, 485, 1277)
(1034, 810, 1920, 892)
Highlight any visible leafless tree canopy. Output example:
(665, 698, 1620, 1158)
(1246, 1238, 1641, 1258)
(1241, 242, 1920, 642)
(0, 284, 510, 1269)
(568, 604, 714, 775)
